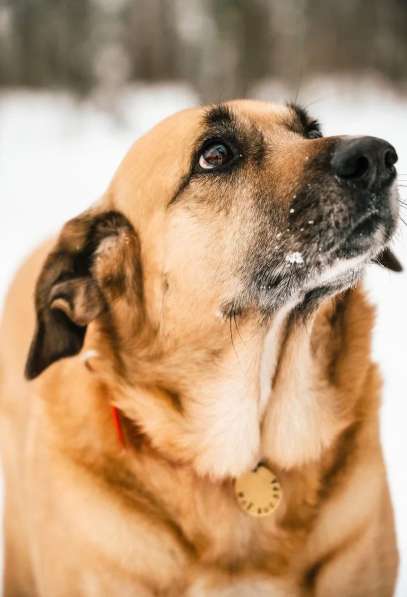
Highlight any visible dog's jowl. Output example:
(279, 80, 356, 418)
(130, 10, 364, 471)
(0, 100, 400, 596)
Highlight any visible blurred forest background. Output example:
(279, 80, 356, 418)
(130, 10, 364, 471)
(1, 0, 407, 102)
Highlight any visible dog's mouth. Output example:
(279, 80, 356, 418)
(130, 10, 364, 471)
(346, 210, 382, 239)
(295, 179, 400, 261)
(329, 208, 385, 258)
(332, 191, 398, 260)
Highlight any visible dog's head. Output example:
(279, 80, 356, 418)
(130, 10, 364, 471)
(110, 99, 401, 324)
(25, 99, 401, 409)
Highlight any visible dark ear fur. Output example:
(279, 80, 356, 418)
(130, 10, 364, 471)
(374, 247, 403, 273)
(25, 210, 133, 380)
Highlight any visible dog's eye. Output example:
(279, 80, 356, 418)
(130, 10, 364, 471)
(198, 142, 234, 170)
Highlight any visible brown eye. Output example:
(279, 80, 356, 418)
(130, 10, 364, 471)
(199, 142, 233, 170)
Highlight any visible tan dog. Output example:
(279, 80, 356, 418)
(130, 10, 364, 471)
(0, 100, 401, 596)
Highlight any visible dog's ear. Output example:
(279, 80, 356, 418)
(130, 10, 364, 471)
(375, 247, 403, 273)
(25, 210, 136, 380)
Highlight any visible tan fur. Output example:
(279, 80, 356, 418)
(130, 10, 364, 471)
(0, 100, 398, 595)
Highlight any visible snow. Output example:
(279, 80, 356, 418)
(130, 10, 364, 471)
(1, 79, 407, 594)
(285, 251, 305, 265)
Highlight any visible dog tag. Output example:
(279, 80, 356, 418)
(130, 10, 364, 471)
(235, 464, 281, 517)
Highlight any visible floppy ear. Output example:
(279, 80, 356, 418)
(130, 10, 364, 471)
(375, 247, 403, 273)
(25, 210, 135, 380)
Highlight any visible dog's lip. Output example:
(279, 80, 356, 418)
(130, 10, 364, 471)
(344, 209, 381, 241)
(318, 208, 384, 260)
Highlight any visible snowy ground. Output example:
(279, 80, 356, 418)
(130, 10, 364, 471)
(1, 80, 407, 594)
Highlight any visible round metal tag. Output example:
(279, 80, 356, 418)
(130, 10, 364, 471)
(234, 464, 282, 517)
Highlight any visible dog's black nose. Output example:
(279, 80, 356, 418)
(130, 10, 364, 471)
(332, 136, 397, 190)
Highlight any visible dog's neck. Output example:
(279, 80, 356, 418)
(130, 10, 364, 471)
(93, 287, 371, 481)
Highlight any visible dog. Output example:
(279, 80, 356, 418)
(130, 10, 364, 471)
(0, 99, 401, 596)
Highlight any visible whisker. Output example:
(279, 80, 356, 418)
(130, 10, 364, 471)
(227, 307, 246, 374)
(228, 313, 239, 360)
(233, 310, 243, 343)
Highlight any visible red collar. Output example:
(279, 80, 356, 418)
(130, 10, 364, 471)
(111, 406, 126, 448)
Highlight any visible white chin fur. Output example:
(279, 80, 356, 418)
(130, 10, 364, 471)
(309, 254, 367, 289)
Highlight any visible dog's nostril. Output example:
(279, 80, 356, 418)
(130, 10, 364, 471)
(342, 155, 370, 180)
(384, 148, 398, 169)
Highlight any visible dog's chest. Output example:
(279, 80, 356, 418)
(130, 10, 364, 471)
(88, 450, 304, 594)
(143, 470, 307, 594)
(185, 574, 301, 596)
(182, 517, 302, 596)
